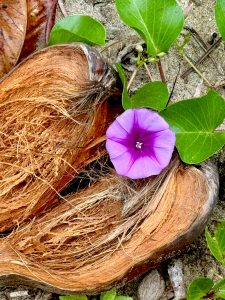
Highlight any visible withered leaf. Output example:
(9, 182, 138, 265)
(0, 0, 27, 77)
(19, 0, 57, 60)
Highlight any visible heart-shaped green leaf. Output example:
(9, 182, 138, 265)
(130, 81, 169, 111)
(115, 64, 169, 111)
(115, 0, 184, 57)
(215, 0, 225, 41)
(187, 278, 214, 300)
(160, 90, 225, 164)
(49, 15, 106, 46)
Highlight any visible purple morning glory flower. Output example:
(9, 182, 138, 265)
(106, 108, 176, 179)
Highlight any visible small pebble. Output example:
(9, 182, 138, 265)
(138, 269, 165, 300)
(168, 259, 186, 300)
(9, 291, 29, 298)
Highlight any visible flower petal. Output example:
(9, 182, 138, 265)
(115, 109, 135, 133)
(126, 155, 163, 179)
(135, 108, 169, 132)
(106, 119, 129, 140)
(152, 147, 174, 168)
(109, 150, 136, 176)
(106, 139, 128, 159)
(147, 129, 176, 149)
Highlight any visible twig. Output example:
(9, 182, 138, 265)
(143, 63, 153, 81)
(181, 37, 222, 78)
(127, 67, 139, 89)
(184, 27, 222, 74)
(168, 63, 181, 103)
(182, 53, 212, 86)
(58, 0, 67, 17)
(101, 40, 123, 54)
(157, 60, 166, 83)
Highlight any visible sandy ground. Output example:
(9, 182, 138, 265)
(0, 0, 225, 299)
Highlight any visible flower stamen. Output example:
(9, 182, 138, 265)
(135, 141, 143, 149)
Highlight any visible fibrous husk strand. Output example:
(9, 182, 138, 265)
(0, 44, 119, 231)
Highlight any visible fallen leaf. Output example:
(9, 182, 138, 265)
(19, 0, 57, 60)
(0, 0, 27, 77)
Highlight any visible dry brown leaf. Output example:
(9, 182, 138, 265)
(19, 0, 57, 60)
(0, 0, 27, 77)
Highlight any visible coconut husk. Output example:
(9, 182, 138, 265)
(0, 44, 219, 294)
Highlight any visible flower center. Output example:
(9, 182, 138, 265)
(135, 141, 143, 149)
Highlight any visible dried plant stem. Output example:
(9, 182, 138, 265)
(127, 67, 139, 90)
(144, 63, 153, 81)
(182, 53, 212, 87)
(181, 37, 222, 78)
(157, 60, 166, 83)
(189, 29, 220, 72)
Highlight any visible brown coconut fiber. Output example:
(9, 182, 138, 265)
(0, 43, 219, 294)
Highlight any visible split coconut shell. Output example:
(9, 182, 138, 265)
(0, 43, 219, 294)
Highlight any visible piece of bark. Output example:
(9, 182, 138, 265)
(19, 0, 57, 61)
(0, 0, 27, 77)
(0, 160, 219, 294)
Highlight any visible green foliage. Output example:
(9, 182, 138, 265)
(214, 277, 225, 299)
(186, 222, 225, 300)
(59, 295, 88, 300)
(130, 81, 169, 111)
(160, 90, 225, 164)
(49, 15, 106, 46)
(215, 0, 225, 41)
(100, 289, 133, 300)
(115, 0, 184, 58)
(60, 289, 133, 300)
(115, 64, 131, 110)
(206, 221, 225, 265)
(186, 277, 214, 300)
(186, 276, 225, 299)
(100, 289, 117, 300)
(115, 64, 168, 111)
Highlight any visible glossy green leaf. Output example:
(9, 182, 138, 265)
(206, 221, 225, 265)
(115, 63, 132, 110)
(49, 15, 106, 46)
(59, 295, 88, 300)
(205, 227, 224, 264)
(160, 90, 225, 164)
(186, 277, 214, 300)
(100, 289, 117, 300)
(215, 221, 225, 255)
(215, 0, 225, 41)
(130, 81, 169, 111)
(115, 0, 184, 57)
